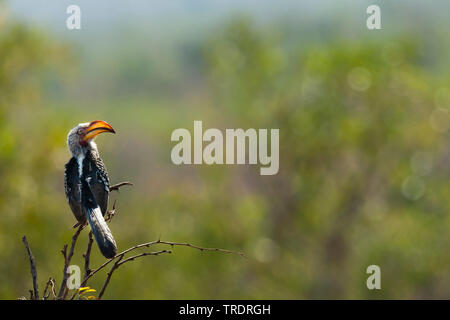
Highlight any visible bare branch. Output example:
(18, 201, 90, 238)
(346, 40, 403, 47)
(71, 237, 245, 300)
(97, 254, 123, 299)
(112, 239, 247, 259)
(83, 231, 94, 283)
(109, 182, 133, 192)
(57, 224, 84, 299)
(117, 250, 172, 267)
(22, 236, 39, 300)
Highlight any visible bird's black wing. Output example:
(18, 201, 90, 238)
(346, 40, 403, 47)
(64, 157, 85, 224)
(83, 149, 110, 216)
(82, 150, 116, 258)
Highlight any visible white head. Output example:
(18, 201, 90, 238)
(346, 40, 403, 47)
(67, 120, 115, 158)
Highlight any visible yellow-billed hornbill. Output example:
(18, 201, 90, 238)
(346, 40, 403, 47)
(64, 120, 117, 258)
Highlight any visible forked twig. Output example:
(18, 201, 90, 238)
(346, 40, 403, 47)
(97, 250, 172, 299)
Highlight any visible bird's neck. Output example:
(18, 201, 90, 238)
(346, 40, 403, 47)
(87, 141, 98, 152)
(72, 140, 97, 157)
(74, 141, 98, 178)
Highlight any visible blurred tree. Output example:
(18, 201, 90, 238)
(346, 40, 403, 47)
(0, 13, 72, 298)
(205, 18, 449, 298)
(1, 8, 450, 299)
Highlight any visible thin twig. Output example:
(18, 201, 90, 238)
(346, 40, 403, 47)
(105, 201, 117, 222)
(42, 278, 51, 300)
(117, 250, 172, 266)
(97, 254, 124, 299)
(157, 240, 247, 257)
(109, 182, 133, 192)
(22, 236, 39, 300)
(57, 224, 84, 299)
(83, 231, 94, 283)
(97, 249, 172, 300)
(42, 277, 56, 300)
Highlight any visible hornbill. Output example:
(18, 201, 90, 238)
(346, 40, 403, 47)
(64, 120, 117, 258)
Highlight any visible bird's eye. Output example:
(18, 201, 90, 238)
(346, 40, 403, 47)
(77, 129, 83, 135)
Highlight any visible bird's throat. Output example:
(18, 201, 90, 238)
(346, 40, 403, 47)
(76, 154, 85, 178)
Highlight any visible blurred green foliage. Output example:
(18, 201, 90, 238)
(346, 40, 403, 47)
(1, 7, 450, 299)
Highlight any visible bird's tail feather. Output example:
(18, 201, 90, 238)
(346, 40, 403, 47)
(82, 180, 117, 259)
(86, 208, 117, 258)
(86, 205, 117, 258)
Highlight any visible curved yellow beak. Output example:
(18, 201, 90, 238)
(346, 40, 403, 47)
(83, 120, 115, 142)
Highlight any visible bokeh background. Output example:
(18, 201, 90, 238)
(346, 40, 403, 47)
(1, 0, 450, 299)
